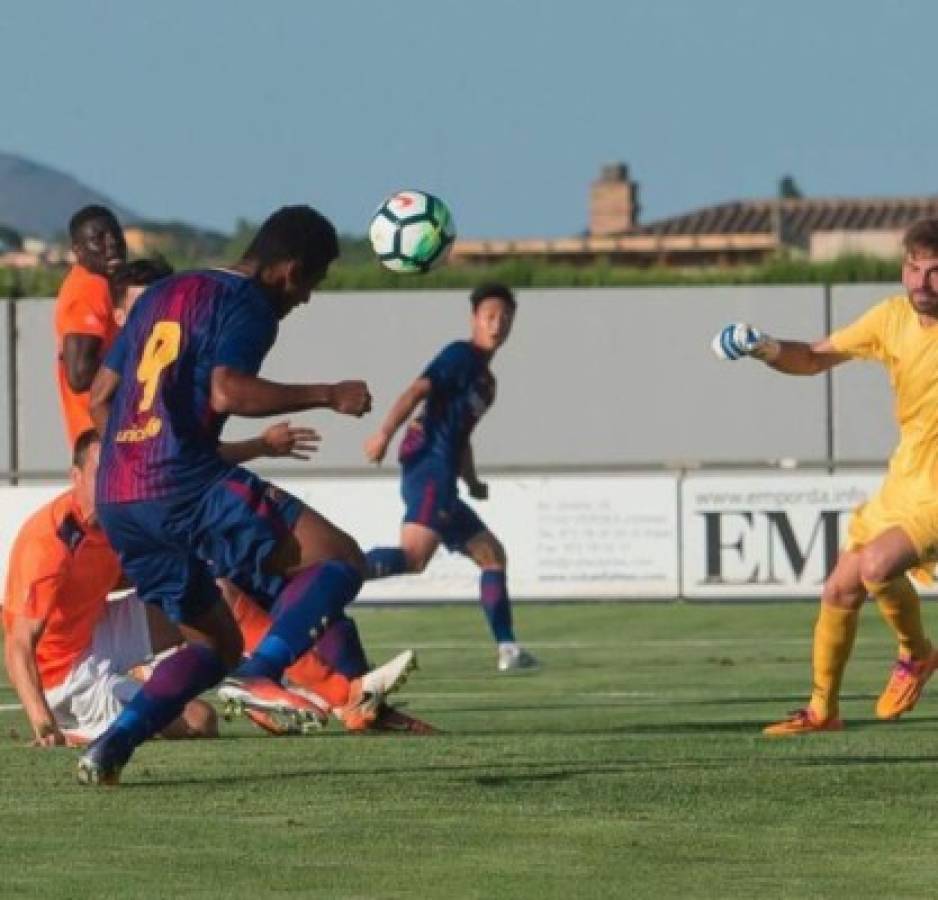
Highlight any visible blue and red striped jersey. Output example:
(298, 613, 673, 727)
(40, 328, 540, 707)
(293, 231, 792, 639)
(97, 270, 278, 503)
(399, 340, 495, 469)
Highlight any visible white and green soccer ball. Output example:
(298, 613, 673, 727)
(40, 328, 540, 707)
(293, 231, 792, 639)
(369, 190, 456, 273)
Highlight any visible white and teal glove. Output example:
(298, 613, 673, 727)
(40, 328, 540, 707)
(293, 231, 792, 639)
(711, 323, 780, 362)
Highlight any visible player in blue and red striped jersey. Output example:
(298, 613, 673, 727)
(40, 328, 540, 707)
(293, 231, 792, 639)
(363, 283, 538, 672)
(78, 206, 373, 784)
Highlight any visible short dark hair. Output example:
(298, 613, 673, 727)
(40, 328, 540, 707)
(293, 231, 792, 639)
(110, 257, 174, 308)
(72, 428, 100, 468)
(469, 282, 516, 312)
(68, 205, 120, 241)
(241, 206, 339, 277)
(904, 219, 938, 256)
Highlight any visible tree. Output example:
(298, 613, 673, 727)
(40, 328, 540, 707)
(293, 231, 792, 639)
(0, 223, 23, 252)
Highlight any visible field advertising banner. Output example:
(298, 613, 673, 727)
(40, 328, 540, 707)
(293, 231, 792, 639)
(0, 474, 680, 603)
(681, 471, 886, 599)
(286, 474, 680, 600)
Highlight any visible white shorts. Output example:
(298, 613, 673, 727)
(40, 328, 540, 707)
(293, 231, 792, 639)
(44, 592, 153, 742)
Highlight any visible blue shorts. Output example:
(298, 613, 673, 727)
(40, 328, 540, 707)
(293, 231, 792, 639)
(98, 467, 303, 624)
(401, 461, 487, 552)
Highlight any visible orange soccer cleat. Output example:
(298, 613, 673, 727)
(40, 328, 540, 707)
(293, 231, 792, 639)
(332, 650, 419, 732)
(875, 649, 938, 720)
(762, 708, 844, 736)
(218, 676, 328, 736)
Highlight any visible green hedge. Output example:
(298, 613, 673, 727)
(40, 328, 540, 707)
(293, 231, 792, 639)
(0, 253, 902, 299)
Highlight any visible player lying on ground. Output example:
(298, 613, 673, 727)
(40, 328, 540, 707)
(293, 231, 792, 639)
(712, 217, 938, 735)
(363, 283, 538, 673)
(111, 257, 431, 736)
(79, 206, 374, 785)
(2, 430, 216, 746)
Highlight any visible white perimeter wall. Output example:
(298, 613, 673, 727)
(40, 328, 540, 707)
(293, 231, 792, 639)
(0, 469, 910, 601)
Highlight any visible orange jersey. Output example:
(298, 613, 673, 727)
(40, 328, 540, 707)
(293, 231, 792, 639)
(2, 490, 121, 689)
(54, 265, 118, 446)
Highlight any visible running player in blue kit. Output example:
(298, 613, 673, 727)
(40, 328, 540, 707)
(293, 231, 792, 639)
(363, 283, 538, 672)
(78, 206, 372, 784)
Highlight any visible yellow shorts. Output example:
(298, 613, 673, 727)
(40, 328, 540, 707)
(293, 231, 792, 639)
(846, 482, 938, 581)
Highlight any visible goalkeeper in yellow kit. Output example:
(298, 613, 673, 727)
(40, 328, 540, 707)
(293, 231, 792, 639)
(713, 219, 938, 734)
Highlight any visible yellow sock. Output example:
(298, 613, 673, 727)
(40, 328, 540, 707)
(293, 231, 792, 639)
(866, 576, 932, 661)
(809, 604, 859, 720)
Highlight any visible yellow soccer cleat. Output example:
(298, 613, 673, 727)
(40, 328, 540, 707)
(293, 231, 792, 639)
(762, 708, 844, 736)
(875, 649, 938, 720)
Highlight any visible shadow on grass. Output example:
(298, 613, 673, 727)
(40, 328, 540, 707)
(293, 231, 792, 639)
(681, 693, 878, 707)
(124, 746, 938, 791)
(115, 732, 938, 789)
(118, 757, 712, 789)
(206, 709, 938, 741)
(437, 697, 808, 715)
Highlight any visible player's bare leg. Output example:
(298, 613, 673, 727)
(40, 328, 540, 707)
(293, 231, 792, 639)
(398, 523, 442, 573)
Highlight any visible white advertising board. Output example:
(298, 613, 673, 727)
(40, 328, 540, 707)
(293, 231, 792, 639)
(280, 474, 679, 600)
(682, 471, 885, 598)
(0, 474, 680, 602)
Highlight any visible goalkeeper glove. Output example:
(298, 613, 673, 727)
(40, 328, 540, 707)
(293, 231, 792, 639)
(712, 323, 780, 362)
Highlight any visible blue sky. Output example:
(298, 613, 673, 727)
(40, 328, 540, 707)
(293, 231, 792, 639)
(3, 0, 935, 238)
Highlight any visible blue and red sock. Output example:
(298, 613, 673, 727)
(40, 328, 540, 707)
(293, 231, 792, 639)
(107, 642, 227, 747)
(315, 615, 370, 679)
(235, 561, 362, 681)
(480, 569, 515, 644)
(364, 547, 408, 580)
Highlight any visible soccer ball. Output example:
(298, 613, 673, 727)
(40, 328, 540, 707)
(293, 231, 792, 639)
(369, 190, 456, 273)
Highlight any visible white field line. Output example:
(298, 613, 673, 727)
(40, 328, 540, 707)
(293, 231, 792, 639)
(0, 691, 728, 713)
(366, 638, 811, 650)
(0, 687, 879, 712)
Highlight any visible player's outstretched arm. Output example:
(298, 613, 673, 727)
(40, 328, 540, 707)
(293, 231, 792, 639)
(211, 367, 371, 419)
(219, 421, 321, 464)
(364, 377, 432, 463)
(712, 324, 848, 375)
(4, 617, 66, 747)
(460, 442, 488, 500)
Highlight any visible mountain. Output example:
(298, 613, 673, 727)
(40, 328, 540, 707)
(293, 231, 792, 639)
(0, 151, 138, 240)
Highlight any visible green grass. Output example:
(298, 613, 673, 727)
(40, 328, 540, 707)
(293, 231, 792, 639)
(2, 601, 938, 898)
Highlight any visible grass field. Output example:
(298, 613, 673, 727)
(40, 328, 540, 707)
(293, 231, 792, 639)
(2, 600, 938, 899)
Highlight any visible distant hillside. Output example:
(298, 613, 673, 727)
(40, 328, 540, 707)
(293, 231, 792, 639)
(0, 151, 137, 239)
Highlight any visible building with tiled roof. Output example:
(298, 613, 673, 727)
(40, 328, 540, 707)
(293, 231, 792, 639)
(451, 163, 938, 267)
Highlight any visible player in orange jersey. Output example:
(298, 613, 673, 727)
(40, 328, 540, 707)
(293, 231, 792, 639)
(3, 430, 216, 746)
(54, 206, 127, 446)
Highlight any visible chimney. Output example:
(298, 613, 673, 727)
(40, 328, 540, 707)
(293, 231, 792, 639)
(589, 163, 640, 236)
